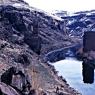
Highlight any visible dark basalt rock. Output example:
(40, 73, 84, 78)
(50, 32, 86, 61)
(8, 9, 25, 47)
(24, 36, 41, 55)
(45, 50, 65, 62)
(24, 16, 42, 54)
(3, 11, 27, 32)
(1, 67, 16, 85)
(1, 66, 32, 94)
(82, 60, 94, 83)
(0, 89, 4, 95)
(17, 54, 30, 65)
(0, 5, 42, 54)
(28, 89, 36, 95)
(58, 92, 64, 95)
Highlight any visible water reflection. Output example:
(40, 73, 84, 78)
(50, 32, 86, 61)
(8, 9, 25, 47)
(53, 58, 95, 95)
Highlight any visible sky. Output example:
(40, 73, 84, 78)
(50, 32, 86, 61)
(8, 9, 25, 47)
(24, 0, 95, 13)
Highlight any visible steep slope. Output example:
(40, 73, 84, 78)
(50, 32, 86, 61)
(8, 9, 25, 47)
(0, 0, 81, 95)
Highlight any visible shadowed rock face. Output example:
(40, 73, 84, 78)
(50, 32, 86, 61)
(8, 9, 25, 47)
(0, 5, 42, 55)
(1, 67, 16, 85)
(1, 66, 32, 94)
(24, 36, 41, 55)
(82, 60, 94, 84)
(4, 11, 27, 32)
(17, 54, 30, 66)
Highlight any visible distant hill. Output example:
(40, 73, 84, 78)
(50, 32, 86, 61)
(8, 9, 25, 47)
(54, 10, 95, 38)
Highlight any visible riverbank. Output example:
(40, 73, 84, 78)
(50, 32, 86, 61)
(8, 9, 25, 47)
(44, 42, 82, 62)
(53, 58, 95, 95)
(29, 57, 81, 95)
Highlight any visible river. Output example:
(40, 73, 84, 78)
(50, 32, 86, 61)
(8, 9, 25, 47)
(52, 58, 95, 95)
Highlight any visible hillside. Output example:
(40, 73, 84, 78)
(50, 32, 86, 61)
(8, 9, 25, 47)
(0, 0, 81, 95)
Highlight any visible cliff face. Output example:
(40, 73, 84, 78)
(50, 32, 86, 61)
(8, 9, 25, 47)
(0, 0, 81, 95)
(57, 10, 95, 38)
(0, 1, 80, 61)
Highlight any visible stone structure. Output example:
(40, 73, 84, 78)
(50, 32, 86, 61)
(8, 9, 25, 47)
(82, 32, 95, 83)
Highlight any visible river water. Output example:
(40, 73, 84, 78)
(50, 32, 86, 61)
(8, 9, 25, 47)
(52, 58, 95, 95)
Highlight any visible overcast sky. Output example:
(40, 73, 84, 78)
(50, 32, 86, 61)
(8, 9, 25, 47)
(24, 0, 95, 13)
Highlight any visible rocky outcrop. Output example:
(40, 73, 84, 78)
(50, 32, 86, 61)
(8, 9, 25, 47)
(0, 82, 20, 95)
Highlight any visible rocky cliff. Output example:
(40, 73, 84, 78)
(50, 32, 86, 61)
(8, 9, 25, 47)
(0, 0, 81, 95)
(57, 10, 95, 38)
